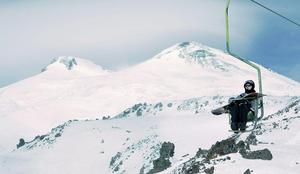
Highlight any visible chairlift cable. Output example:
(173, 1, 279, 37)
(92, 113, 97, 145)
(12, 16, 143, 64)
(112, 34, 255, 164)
(249, 0, 300, 28)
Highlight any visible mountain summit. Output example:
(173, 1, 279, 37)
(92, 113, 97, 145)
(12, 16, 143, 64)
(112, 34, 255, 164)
(42, 57, 79, 71)
(41, 56, 109, 77)
(155, 41, 217, 61)
(152, 41, 240, 71)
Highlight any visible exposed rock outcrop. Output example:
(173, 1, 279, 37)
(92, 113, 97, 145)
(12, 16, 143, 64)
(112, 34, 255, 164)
(147, 142, 175, 174)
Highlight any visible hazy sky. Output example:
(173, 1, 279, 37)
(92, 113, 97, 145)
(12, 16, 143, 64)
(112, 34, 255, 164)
(0, 0, 299, 87)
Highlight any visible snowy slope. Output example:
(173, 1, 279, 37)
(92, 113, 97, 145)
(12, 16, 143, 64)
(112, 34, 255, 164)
(0, 42, 299, 153)
(168, 97, 300, 174)
(136, 42, 299, 96)
(0, 56, 110, 152)
(0, 96, 299, 174)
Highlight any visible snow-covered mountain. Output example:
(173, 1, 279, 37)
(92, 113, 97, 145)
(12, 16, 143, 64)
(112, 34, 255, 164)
(0, 96, 299, 174)
(0, 42, 300, 174)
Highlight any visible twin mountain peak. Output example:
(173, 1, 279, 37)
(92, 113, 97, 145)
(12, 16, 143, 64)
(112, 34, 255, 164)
(41, 42, 236, 73)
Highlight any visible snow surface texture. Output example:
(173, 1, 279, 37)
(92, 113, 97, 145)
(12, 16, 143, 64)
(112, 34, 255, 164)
(0, 42, 300, 174)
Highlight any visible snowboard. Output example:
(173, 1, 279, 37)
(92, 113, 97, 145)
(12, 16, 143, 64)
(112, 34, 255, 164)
(211, 92, 265, 115)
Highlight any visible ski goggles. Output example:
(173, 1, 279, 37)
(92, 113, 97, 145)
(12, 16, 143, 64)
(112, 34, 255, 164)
(244, 84, 253, 90)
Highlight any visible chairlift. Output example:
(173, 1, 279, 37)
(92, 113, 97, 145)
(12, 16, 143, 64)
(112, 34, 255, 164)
(225, 0, 264, 132)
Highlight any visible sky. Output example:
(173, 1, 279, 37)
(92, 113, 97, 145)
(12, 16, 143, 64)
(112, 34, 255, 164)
(0, 0, 299, 87)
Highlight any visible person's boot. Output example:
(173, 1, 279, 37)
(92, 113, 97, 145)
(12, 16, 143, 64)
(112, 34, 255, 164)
(231, 122, 239, 133)
(239, 122, 247, 132)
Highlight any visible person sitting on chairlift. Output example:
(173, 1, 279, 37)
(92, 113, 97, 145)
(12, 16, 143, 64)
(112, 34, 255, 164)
(228, 80, 257, 132)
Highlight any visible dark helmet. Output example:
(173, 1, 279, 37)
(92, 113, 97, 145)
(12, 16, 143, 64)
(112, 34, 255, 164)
(244, 80, 255, 92)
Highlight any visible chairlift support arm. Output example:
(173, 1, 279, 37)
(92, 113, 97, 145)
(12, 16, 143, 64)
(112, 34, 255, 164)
(225, 0, 264, 119)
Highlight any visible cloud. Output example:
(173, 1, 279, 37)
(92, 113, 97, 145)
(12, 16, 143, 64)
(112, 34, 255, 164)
(0, 0, 267, 87)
